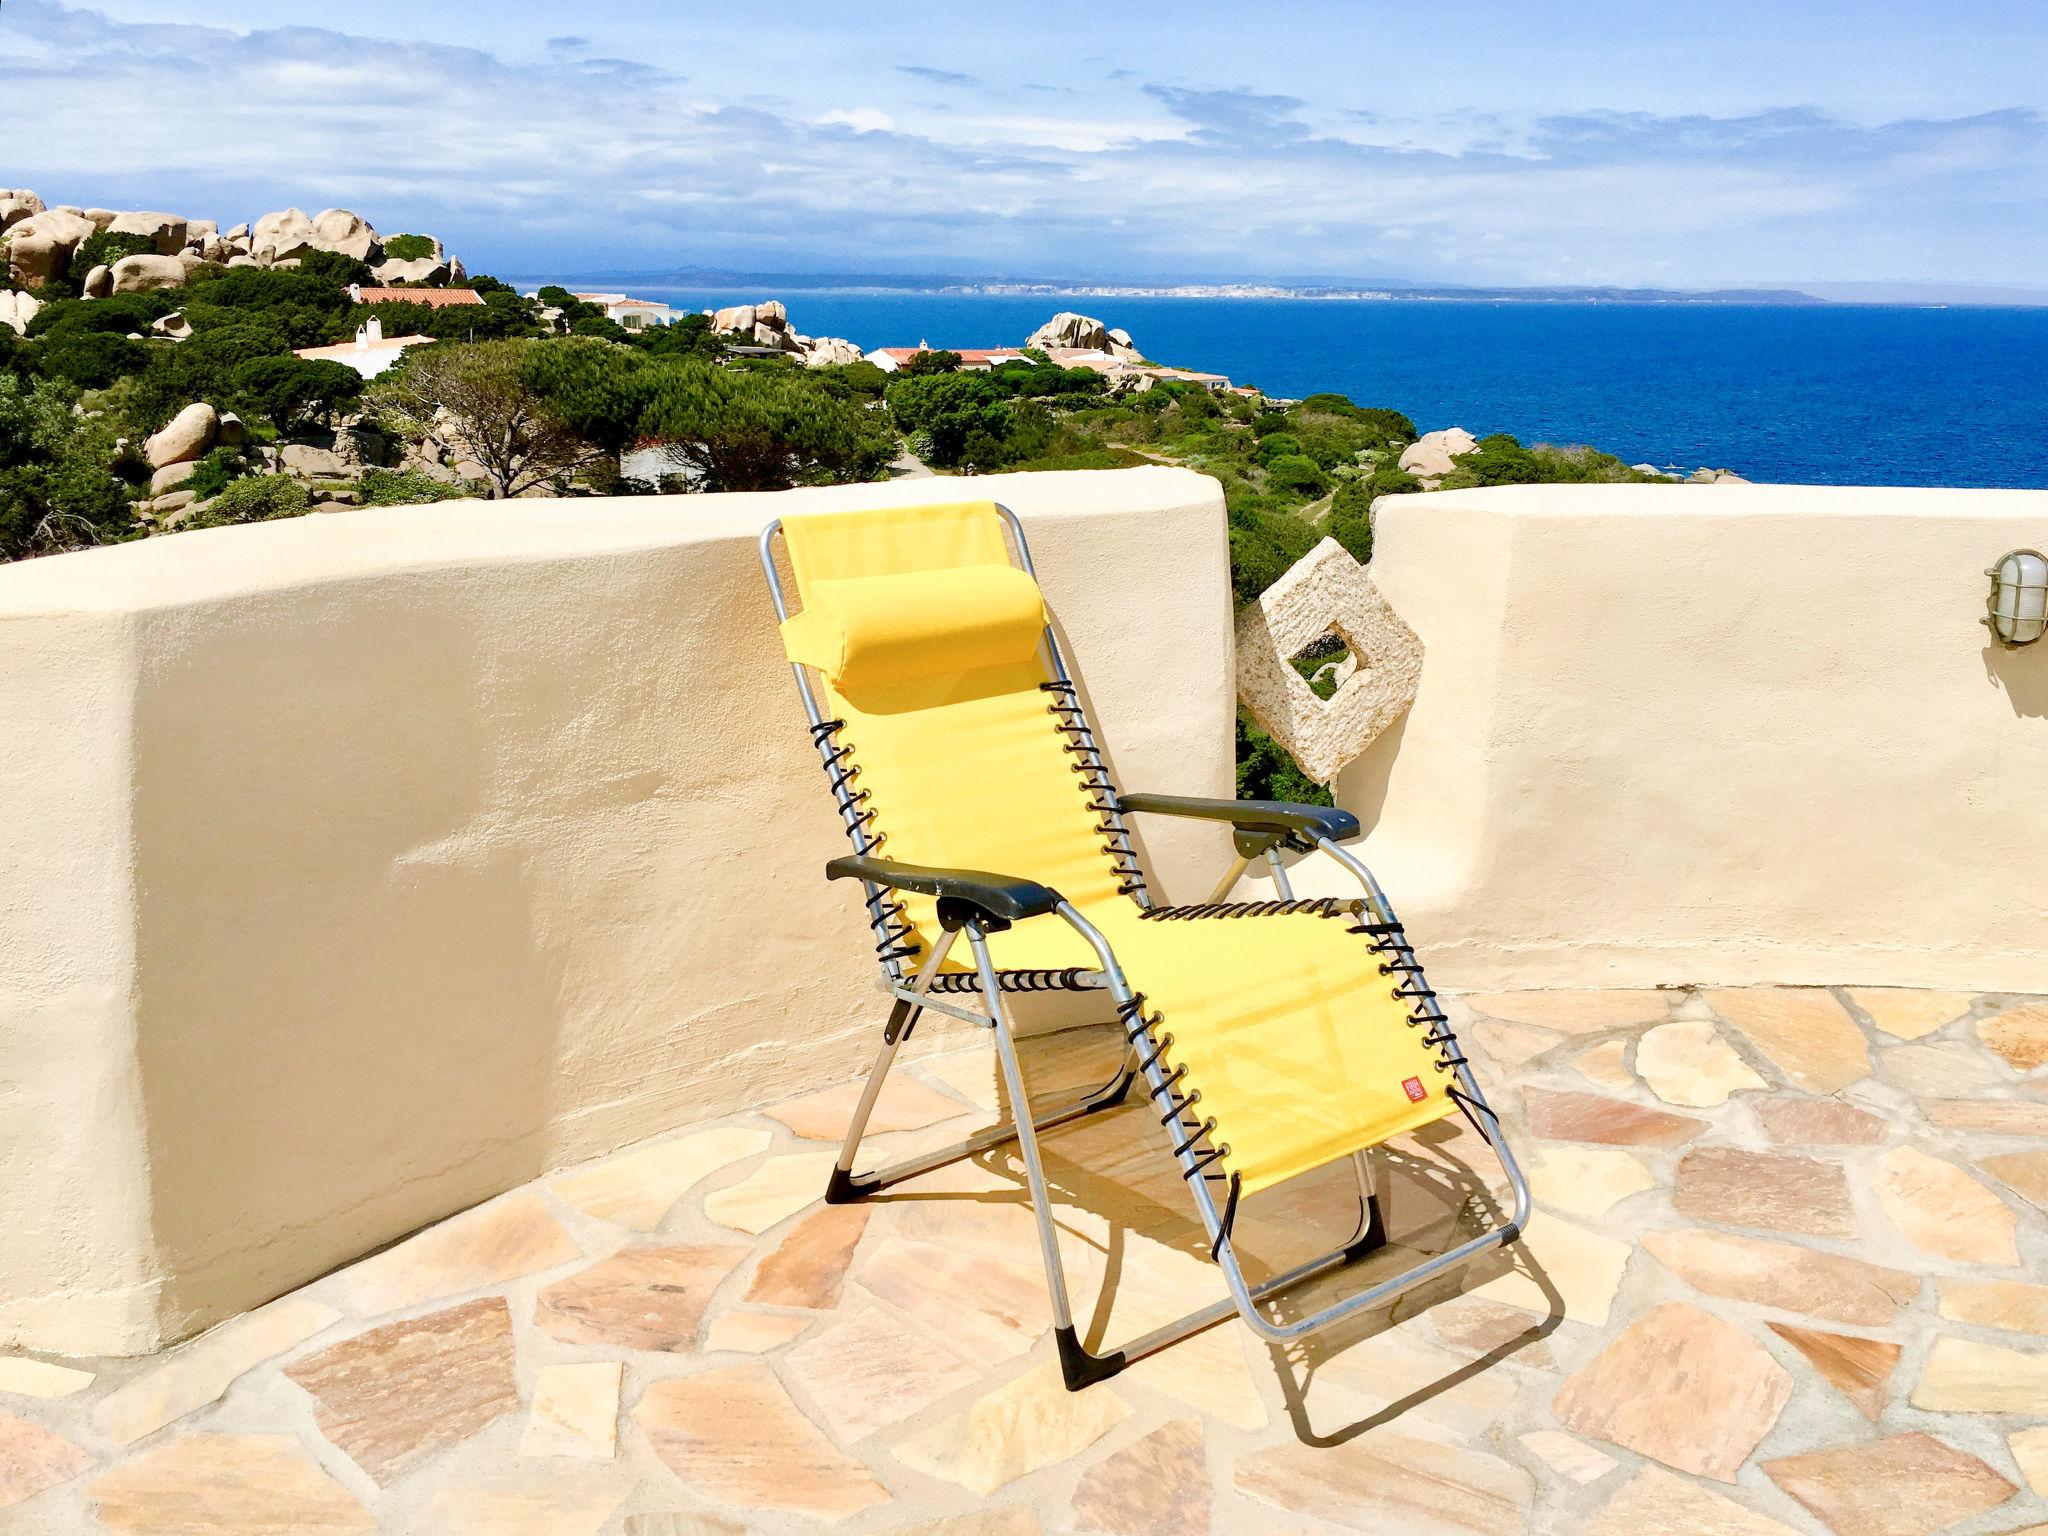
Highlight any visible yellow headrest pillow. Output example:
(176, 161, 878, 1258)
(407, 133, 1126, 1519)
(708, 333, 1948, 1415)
(781, 563, 1048, 690)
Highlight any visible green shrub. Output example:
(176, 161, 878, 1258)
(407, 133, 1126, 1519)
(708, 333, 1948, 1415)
(359, 467, 467, 506)
(381, 234, 437, 262)
(36, 329, 150, 390)
(1253, 431, 1302, 465)
(181, 446, 252, 500)
(230, 355, 364, 435)
(1252, 410, 1289, 436)
(1438, 432, 1540, 488)
(1235, 712, 1331, 805)
(73, 230, 157, 275)
(183, 473, 311, 528)
(885, 372, 1011, 466)
(1264, 452, 1325, 494)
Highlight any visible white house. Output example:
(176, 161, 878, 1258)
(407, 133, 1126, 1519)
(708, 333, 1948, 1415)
(292, 317, 433, 379)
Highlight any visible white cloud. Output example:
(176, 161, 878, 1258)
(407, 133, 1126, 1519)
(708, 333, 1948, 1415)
(2, 1, 2042, 284)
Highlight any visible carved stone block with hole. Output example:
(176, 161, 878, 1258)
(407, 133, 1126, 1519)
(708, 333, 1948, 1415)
(1234, 536, 1422, 784)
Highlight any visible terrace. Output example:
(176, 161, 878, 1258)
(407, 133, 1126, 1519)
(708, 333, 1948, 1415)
(0, 470, 2043, 1534)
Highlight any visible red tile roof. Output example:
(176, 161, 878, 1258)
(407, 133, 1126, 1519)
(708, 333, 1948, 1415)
(352, 287, 484, 307)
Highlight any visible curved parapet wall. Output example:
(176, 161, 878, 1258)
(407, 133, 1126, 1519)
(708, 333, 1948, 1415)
(1322, 483, 2048, 993)
(0, 468, 1235, 1355)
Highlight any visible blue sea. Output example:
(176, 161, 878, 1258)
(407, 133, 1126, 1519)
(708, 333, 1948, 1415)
(561, 288, 2048, 489)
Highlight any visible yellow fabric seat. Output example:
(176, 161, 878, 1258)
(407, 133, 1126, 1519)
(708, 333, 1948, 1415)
(987, 905, 1454, 1196)
(776, 500, 1458, 1201)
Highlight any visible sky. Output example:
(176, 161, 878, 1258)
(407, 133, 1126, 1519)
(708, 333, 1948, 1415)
(4, 0, 2047, 289)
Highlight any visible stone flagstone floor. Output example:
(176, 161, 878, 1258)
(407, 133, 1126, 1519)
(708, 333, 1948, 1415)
(2, 986, 2046, 1535)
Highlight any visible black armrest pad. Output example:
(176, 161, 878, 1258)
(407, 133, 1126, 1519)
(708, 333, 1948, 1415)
(826, 854, 1062, 923)
(1117, 792, 1360, 844)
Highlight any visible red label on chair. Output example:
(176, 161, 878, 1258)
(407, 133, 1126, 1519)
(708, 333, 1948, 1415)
(1402, 1076, 1427, 1103)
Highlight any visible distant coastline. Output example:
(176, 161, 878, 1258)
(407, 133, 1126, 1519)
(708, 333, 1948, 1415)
(529, 270, 1825, 305)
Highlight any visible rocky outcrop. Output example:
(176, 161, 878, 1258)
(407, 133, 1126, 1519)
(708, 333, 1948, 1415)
(145, 402, 219, 469)
(279, 444, 348, 479)
(251, 207, 319, 264)
(372, 256, 449, 285)
(111, 253, 193, 294)
(150, 311, 193, 341)
(0, 189, 45, 233)
(1025, 312, 1141, 359)
(802, 337, 865, 368)
(311, 208, 377, 262)
(1397, 427, 1479, 488)
(0, 290, 42, 336)
(216, 412, 247, 448)
(1688, 467, 1750, 484)
(106, 211, 189, 255)
(4, 208, 95, 287)
(81, 263, 113, 299)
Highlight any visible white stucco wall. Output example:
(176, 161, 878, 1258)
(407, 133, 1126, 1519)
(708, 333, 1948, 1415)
(0, 467, 1235, 1355)
(1299, 484, 2048, 993)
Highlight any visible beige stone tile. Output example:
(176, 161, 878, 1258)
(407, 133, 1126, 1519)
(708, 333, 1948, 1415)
(1094, 1241, 1269, 1431)
(1940, 1279, 2048, 1337)
(1981, 1002, 2048, 1071)
(1528, 1146, 1654, 1219)
(1583, 1465, 1805, 1536)
(783, 1304, 982, 1442)
(744, 1204, 869, 1309)
(890, 1510, 1044, 1536)
(1984, 1149, 2048, 1212)
(1672, 1147, 1857, 1238)
(622, 1515, 750, 1536)
(919, 1047, 1003, 1113)
(550, 1126, 770, 1231)
(701, 1310, 812, 1353)
(87, 1432, 373, 1532)
(1644, 1228, 1920, 1326)
(1423, 1297, 1560, 1370)
(0, 1357, 92, 1400)
(424, 1472, 626, 1535)
(893, 1360, 1131, 1496)
(1469, 1210, 1633, 1327)
(633, 1363, 891, 1519)
(1911, 1336, 2048, 1413)
(1466, 1019, 1561, 1069)
(1847, 989, 1975, 1041)
(858, 1235, 1050, 1365)
(1523, 1087, 1705, 1147)
(1636, 1020, 1768, 1107)
(339, 1192, 580, 1315)
(2012, 1426, 2048, 1498)
(766, 1075, 970, 1139)
(1070, 1418, 1206, 1536)
(1519, 1428, 1617, 1485)
(519, 1361, 620, 1460)
(1763, 1430, 2018, 1536)
(1574, 1039, 1637, 1093)
(1314, 1323, 1518, 1441)
(1235, 1429, 1534, 1534)
(1553, 1302, 1791, 1483)
(1462, 990, 1672, 1034)
(96, 1295, 339, 1446)
(1710, 988, 1871, 1094)
(1919, 1097, 2048, 1137)
(533, 1243, 746, 1353)
(702, 1152, 838, 1235)
(1756, 1098, 1885, 1145)
(1872, 1145, 2020, 1265)
(1879, 1041, 2004, 1094)
(283, 1296, 517, 1486)
(1765, 1322, 1900, 1421)
(0, 1411, 89, 1511)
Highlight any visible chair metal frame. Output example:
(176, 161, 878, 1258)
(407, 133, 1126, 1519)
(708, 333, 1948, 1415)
(760, 503, 1531, 1389)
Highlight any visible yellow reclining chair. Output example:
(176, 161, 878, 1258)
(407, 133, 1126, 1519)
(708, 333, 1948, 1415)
(760, 499, 1528, 1390)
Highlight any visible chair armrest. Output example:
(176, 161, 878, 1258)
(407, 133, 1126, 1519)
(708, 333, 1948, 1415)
(826, 854, 1063, 927)
(1117, 792, 1360, 848)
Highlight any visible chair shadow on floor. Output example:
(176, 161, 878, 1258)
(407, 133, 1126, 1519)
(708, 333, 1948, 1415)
(881, 1022, 1561, 1445)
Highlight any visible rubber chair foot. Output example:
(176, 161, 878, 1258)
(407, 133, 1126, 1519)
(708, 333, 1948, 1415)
(1056, 1324, 1128, 1391)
